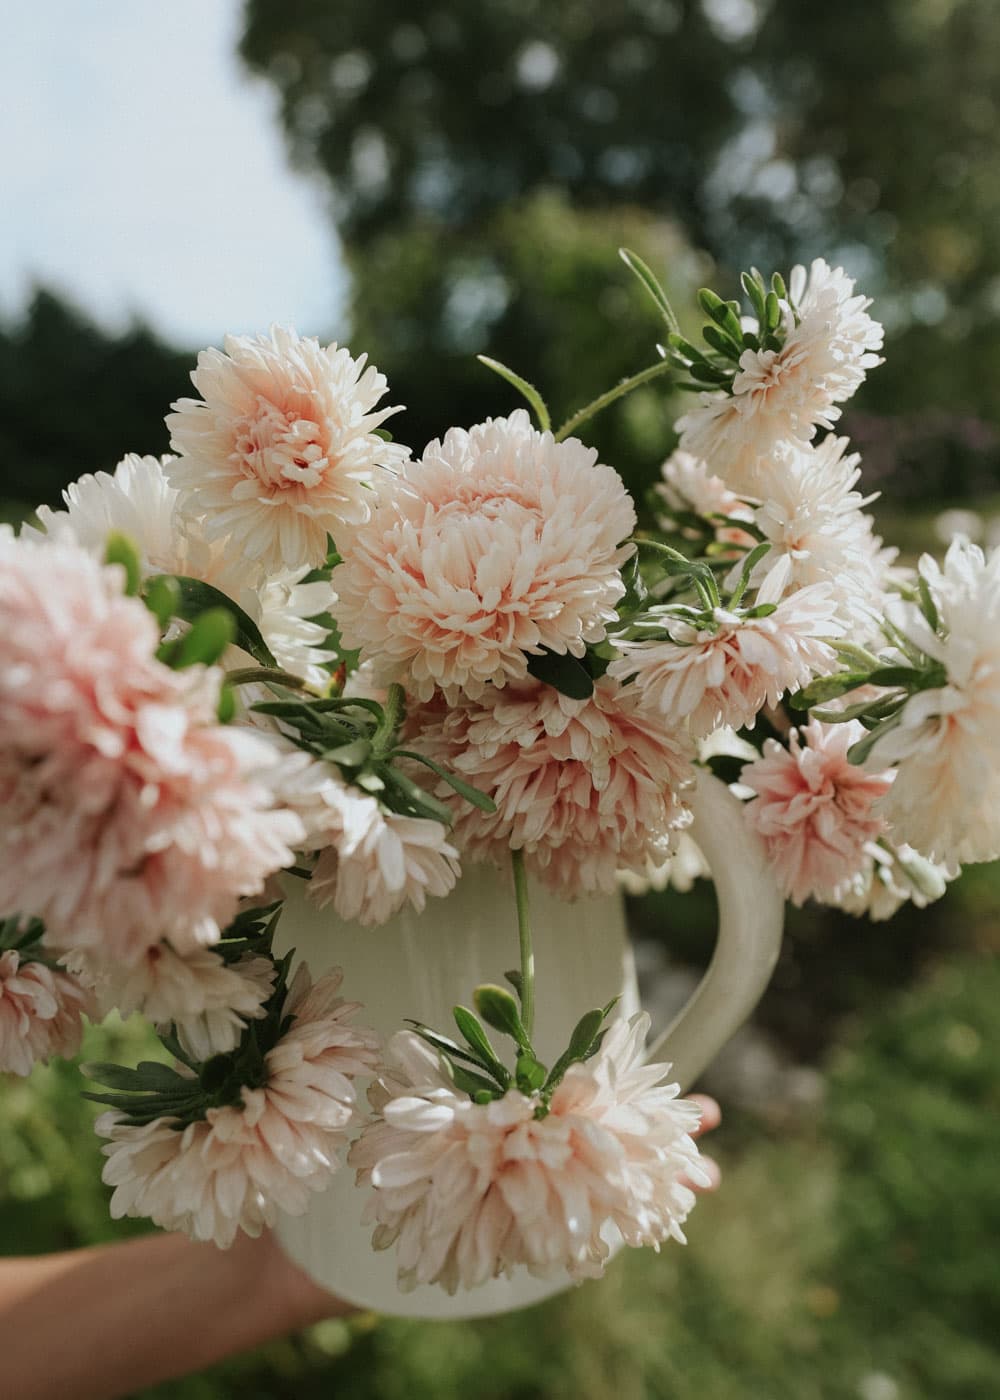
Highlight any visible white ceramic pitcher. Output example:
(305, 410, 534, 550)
(273, 771, 784, 1319)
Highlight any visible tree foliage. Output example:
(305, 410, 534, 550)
(0, 291, 191, 513)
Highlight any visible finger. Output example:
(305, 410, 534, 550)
(686, 1094, 721, 1138)
(681, 1155, 720, 1193)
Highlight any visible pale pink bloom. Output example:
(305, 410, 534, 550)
(25, 453, 338, 688)
(741, 721, 893, 906)
(97, 966, 381, 1247)
(656, 449, 756, 548)
(608, 582, 842, 737)
(72, 944, 276, 1062)
(746, 437, 890, 636)
(0, 536, 303, 962)
(405, 677, 694, 896)
(351, 1015, 708, 1294)
(330, 410, 637, 701)
(269, 747, 460, 926)
(166, 327, 403, 572)
(0, 949, 93, 1076)
(677, 260, 883, 491)
(836, 840, 952, 922)
(870, 540, 1000, 864)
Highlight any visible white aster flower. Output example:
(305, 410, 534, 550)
(609, 581, 843, 737)
(870, 539, 1000, 864)
(71, 944, 276, 1062)
(24, 453, 189, 577)
(165, 327, 404, 573)
(330, 410, 637, 701)
(677, 260, 883, 491)
(97, 965, 381, 1247)
(350, 1015, 708, 1294)
(616, 830, 709, 895)
(746, 436, 891, 637)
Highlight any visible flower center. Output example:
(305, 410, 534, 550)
(233, 402, 331, 493)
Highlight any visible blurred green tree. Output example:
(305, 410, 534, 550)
(240, 0, 1000, 489)
(0, 291, 191, 514)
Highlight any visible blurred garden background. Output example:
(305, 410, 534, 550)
(2, 1, 999, 1396)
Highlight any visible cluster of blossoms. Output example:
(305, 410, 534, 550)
(3, 247, 998, 1300)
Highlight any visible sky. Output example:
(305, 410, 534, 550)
(0, 1, 346, 347)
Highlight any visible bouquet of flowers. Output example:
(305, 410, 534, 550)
(2, 250, 996, 1299)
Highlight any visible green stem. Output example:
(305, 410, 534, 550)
(554, 360, 673, 443)
(510, 849, 535, 1039)
(225, 666, 309, 691)
(373, 682, 406, 757)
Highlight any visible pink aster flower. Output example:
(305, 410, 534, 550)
(350, 1015, 708, 1294)
(677, 260, 883, 491)
(0, 949, 93, 1076)
(97, 966, 381, 1247)
(165, 327, 403, 572)
(405, 677, 694, 895)
(331, 410, 637, 701)
(268, 747, 460, 926)
(72, 944, 276, 1062)
(0, 536, 303, 962)
(741, 721, 893, 906)
(608, 582, 842, 737)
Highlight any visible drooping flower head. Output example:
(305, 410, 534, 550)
(609, 582, 843, 737)
(741, 720, 893, 906)
(0, 535, 303, 962)
(350, 1015, 707, 1293)
(97, 965, 381, 1247)
(405, 676, 694, 895)
(331, 410, 637, 701)
(165, 327, 403, 572)
(71, 943, 276, 1062)
(867, 540, 1000, 864)
(0, 948, 93, 1077)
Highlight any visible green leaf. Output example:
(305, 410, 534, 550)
(702, 324, 741, 360)
(167, 576, 277, 668)
(450, 1064, 504, 1100)
(161, 607, 235, 669)
(104, 531, 142, 595)
(394, 750, 498, 813)
(847, 713, 903, 767)
(741, 269, 767, 323)
(142, 573, 181, 630)
(665, 331, 709, 365)
(504, 969, 524, 999)
(377, 764, 455, 824)
(474, 984, 530, 1048)
(619, 247, 681, 335)
(526, 648, 594, 700)
(216, 682, 236, 724)
(764, 290, 782, 333)
(727, 541, 771, 608)
(791, 671, 871, 709)
(477, 355, 551, 433)
(698, 287, 744, 345)
(771, 271, 788, 303)
(407, 1022, 505, 1079)
(515, 1052, 548, 1093)
(322, 738, 372, 768)
(453, 1007, 509, 1085)
(917, 574, 939, 633)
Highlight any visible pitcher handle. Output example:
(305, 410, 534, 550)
(645, 770, 785, 1091)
